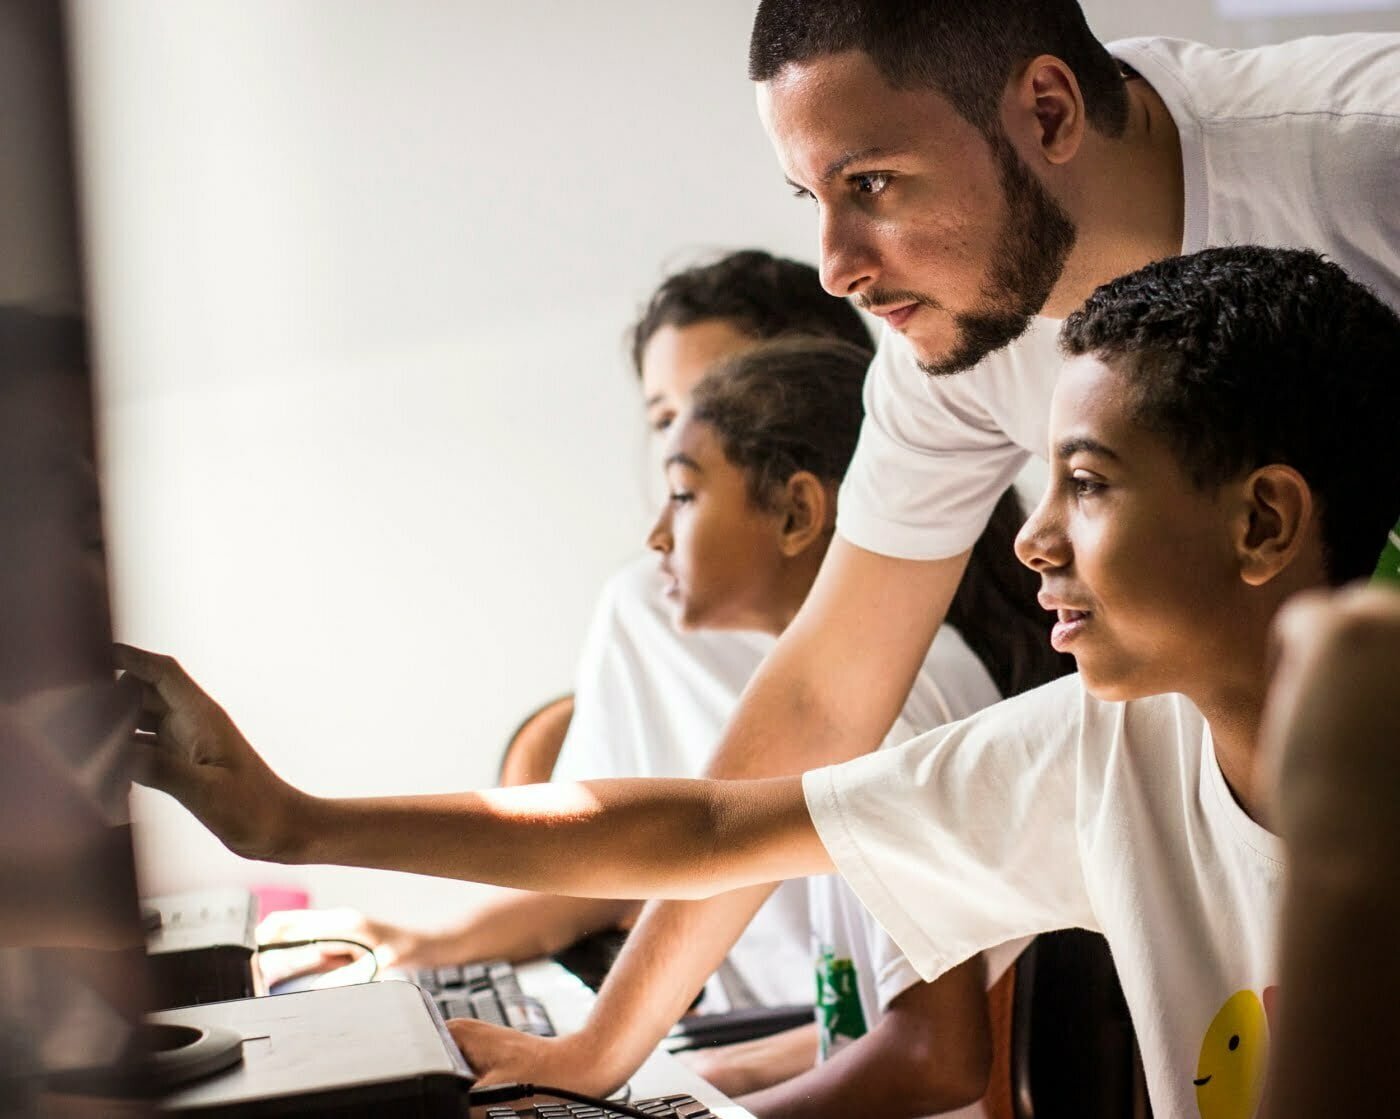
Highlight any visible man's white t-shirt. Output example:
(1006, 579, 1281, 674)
(551, 555, 810, 1011)
(809, 623, 1030, 1119)
(838, 33, 1400, 561)
(804, 676, 1285, 1119)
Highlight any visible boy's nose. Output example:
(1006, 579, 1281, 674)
(647, 510, 673, 555)
(1014, 500, 1069, 573)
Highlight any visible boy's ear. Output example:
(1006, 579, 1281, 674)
(776, 472, 833, 558)
(1236, 465, 1315, 587)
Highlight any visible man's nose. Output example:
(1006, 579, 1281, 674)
(818, 208, 877, 298)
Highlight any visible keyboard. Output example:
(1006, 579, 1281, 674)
(412, 959, 556, 1036)
(482, 1093, 717, 1118)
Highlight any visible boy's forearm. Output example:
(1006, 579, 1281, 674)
(414, 891, 639, 968)
(285, 781, 724, 896)
(686, 1022, 817, 1098)
(570, 886, 781, 1088)
(740, 989, 989, 1119)
(281, 776, 822, 901)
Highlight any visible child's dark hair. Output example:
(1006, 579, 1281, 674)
(692, 337, 1071, 697)
(630, 249, 873, 376)
(1061, 246, 1400, 584)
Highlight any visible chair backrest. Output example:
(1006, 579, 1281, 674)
(1010, 930, 1153, 1119)
(497, 694, 575, 787)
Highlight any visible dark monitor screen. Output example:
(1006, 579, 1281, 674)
(0, 1, 154, 1112)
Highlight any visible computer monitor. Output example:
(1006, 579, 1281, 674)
(0, 1, 155, 1111)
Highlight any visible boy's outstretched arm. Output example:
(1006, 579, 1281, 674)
(115, 644, 830, 898)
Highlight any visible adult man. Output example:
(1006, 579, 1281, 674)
(453, 0, 1400, 1093)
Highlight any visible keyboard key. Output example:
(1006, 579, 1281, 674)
(434, 963, 464, 988)
(502, 994, 556, 1037)
(437, 994, 474, 1020)
(469, 988, 507, 1027)
(462, 962, 490, 987)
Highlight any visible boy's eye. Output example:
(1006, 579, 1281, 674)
(1070, 474, 1105, 498)
(668, 490, 694, 505)
(790, 184, 815, 203)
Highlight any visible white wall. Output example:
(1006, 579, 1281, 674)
(70, 1, 1398, 925)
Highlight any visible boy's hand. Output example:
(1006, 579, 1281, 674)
(116, 643, 302, 863)
(256, 906, 419, 983)
(447, 1020, 618, 1096)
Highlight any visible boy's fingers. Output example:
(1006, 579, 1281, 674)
(113, 643, 205, 714)
(131, 732, 196, 799)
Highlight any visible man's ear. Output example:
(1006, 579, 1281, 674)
(1237, 465, 1315, 587)
(776, 472, 832, 558)
(1004, 54, 1086, 167)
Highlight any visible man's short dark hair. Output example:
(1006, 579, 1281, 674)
(629, 249, 873, 376)
(1060, 246, 1400, 584)
(749, 0, 1128, 139)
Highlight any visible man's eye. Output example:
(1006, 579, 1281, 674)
(851, 172, 891, 195)
(1071, 475, 1104, 498)
(669, 491, 694, 505)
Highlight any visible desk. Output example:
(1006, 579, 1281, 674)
(516, 960, 754, 1118)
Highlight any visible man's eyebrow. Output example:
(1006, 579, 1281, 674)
(1055, 436, 1121, 461)
(664, 452, 702, 471)
(785, 147, 896, 190)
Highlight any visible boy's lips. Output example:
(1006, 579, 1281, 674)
(1050, 609, 1092, 652)
(1039, 593, 1094, 652)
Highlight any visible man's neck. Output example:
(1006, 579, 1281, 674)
(1041, 77, 1185, 319)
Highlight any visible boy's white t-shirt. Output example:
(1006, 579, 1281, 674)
(550, 555, 811, 1011)
(810, 622, 1030, 1119)
(804, 675, 1286, 1119)
(838, 33, 1400, 561)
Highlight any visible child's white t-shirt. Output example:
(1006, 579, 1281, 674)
(837, 33, 1400, 562)
(804, 675, 1286, 1119)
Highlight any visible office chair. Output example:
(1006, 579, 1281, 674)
(1010, 930, 1152, 1119)
(497, 694, 575, 788)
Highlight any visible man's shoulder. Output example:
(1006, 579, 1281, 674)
(1111, 33, 1400, 124)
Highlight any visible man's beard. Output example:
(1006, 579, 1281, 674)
(919, 131, 1078, 378)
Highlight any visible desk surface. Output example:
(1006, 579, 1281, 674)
(516, 960, 754, 1118)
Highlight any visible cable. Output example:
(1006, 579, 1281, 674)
(255, 937, 380, 982)
(467, 1082, 686, 1118)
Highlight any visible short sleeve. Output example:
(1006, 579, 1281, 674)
(866, 909, 928, 1013)
(803, 675, 1100, 983)
(836, 323, 1061, 560)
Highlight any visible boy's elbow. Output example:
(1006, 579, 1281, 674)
(885, 1024, 990, 1115)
